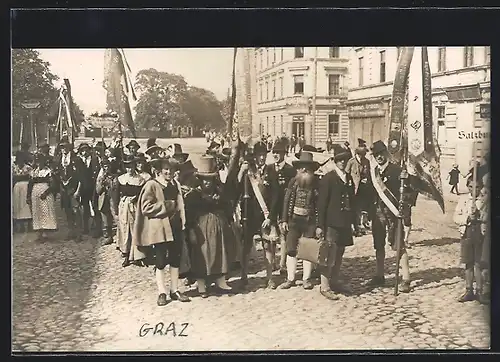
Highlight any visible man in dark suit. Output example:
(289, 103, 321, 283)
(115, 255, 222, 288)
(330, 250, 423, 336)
(271, 140, 297, 275)
(56, 140, 84, 242)
(237, 141, 280, 289)
(367, 140, 412, 293)
(77, 142, 101, 237)
(318, 144, 356, 297)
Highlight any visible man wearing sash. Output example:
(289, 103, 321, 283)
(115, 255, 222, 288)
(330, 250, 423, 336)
(237, 141, 280, 289)
(367, 140, 411, 293)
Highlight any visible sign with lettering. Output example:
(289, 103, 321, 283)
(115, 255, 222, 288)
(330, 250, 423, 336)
(287, 96, 310, 115)
(480, 104, 490, 119)
(348, 102, 382, 113)
(455, 126, 490, 143)
(21, 101, 40, 109)
(446, 85, 481, 102)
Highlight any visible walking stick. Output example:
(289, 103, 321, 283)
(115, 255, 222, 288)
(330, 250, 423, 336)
(394, 164, 408, 296)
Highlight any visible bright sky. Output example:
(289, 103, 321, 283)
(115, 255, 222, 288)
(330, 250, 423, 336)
(36, 48, 234, 114)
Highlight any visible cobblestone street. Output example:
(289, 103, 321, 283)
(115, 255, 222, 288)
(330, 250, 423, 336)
(12, 139, 490, 352)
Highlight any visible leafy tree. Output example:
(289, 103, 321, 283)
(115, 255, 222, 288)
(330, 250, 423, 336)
(181, 86, 226, 132)
(134, 68, 190, 132)
(12, 49, 85, 144)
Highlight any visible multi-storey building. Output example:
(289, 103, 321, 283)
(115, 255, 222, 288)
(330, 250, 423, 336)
(247, 47, 350, 146)
(347, 46, 490, 166)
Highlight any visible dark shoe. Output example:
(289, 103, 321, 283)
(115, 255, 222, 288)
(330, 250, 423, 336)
(303, 279, 314, 290)
(199, 291, 209, 299)
(330, 283, 352, 295)
(478, 292, 490, 305)
(214, 286, 234, 295)
(458, 289, 476, 303)
(157, 293, 168, 306)
(240, 276, 248, 287)
(267, 279, 277, 289)
(184, 278, 196, 287)
(122, 259, 130, 267)
(400, 280, 411, 293)
(320, 288, 340, 300)
(170, 291, 190, 302)
(366, 276, 385, 287)
(278, 280, 295, 289)
(101, 237, 113, 246)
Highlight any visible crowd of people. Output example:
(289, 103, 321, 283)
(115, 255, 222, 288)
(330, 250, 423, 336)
(12, 132, 490, 307)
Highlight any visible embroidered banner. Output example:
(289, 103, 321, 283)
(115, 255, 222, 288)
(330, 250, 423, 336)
(388, 47, 414, 160)
(406, 47, 445, 213)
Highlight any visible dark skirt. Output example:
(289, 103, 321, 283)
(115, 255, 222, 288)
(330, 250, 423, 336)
(460, 224, 484, 265)
(326, 226, 354, 247)
(188, 211, 237, 279)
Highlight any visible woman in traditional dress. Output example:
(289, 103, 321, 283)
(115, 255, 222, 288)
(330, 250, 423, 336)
(187, 147, 240, 298)
(135, 153, 152, 181)
(115, 155, 146, 267)
(13, 151, 33, 232)
(27, 153, 58, 241)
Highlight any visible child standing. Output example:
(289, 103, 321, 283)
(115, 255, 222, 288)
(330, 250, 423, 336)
(447, 164, 461, 194)
(453, 177, 487, 302)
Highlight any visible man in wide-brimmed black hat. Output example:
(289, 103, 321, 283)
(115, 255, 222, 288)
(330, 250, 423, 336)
(346, 138, 373, 236)
(278, 151, 328, 295)
(237, 140, 280, 289)
(367, 140, 412, 293)
(125, 140, 141, 157)
(317, 144, 356, 299)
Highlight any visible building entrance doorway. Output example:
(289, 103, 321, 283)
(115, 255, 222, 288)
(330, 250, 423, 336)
(292, 116, 305, 137)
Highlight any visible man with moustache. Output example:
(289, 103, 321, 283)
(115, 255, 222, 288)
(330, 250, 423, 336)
(237, 141, 280, 289)
(271, 140, 297, 275)
(367, 140, 412, 293)
(278, 151, 339, 299)
(318, 145, 356, 296)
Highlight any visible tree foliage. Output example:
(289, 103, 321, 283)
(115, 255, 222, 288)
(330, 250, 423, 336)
(133, 68, 226, 132)
(12, 49, 86, 143)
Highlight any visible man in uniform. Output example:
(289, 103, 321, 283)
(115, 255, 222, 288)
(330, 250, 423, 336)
(237, 141, 280, 289)
(270, 140, 296, 275)
(367, 140, 412, 293)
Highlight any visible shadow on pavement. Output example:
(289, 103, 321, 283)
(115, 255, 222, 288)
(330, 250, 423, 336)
(414, 237, 460, 247)
(387, 266, 463, 290)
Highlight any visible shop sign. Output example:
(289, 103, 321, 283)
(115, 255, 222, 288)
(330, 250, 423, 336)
(287, 96, 310, 115)
(446, 85, 481, 102)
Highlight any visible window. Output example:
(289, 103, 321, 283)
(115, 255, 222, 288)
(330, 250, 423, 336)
(266, 48, 269, 67)
(329, 47, 340, 58)
(358, 57, 364, 86)
(485, 46, 490, 65)
(293, 75, 304, 94)
(279, 77, 284, 97)
(281, 47, 284, 61)
(438, 47, 446, 72)
(272, 79, 276, 99)
(328, 74, 340, 96)
(328, 114, 340, 136)
(464, 46, 474, 67)
(265, 81, 269, 100)
(295, 47, 304, 58)
(259, 83, 262, 101)
(436, 106, 445, 119)
(273, 48, 276, 64)
(380, 51, 386, 83)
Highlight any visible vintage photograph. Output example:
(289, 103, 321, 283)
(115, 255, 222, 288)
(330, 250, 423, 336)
(11, 46, 490, 351)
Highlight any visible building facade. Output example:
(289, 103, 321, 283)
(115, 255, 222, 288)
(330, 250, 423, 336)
(249, 47, 350, 146)
(347, 46, 491, 165)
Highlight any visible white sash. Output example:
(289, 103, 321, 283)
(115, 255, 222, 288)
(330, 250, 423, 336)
(248, 173, 270, 219)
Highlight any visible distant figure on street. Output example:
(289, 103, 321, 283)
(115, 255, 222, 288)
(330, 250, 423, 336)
(447, 164, 461, 194)
(326, 134, 334, 153)
(298, 135, 306, 152)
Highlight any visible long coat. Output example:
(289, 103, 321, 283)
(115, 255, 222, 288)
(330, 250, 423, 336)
(317, 169, 356, 229)
(132, 179, 186, 248)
